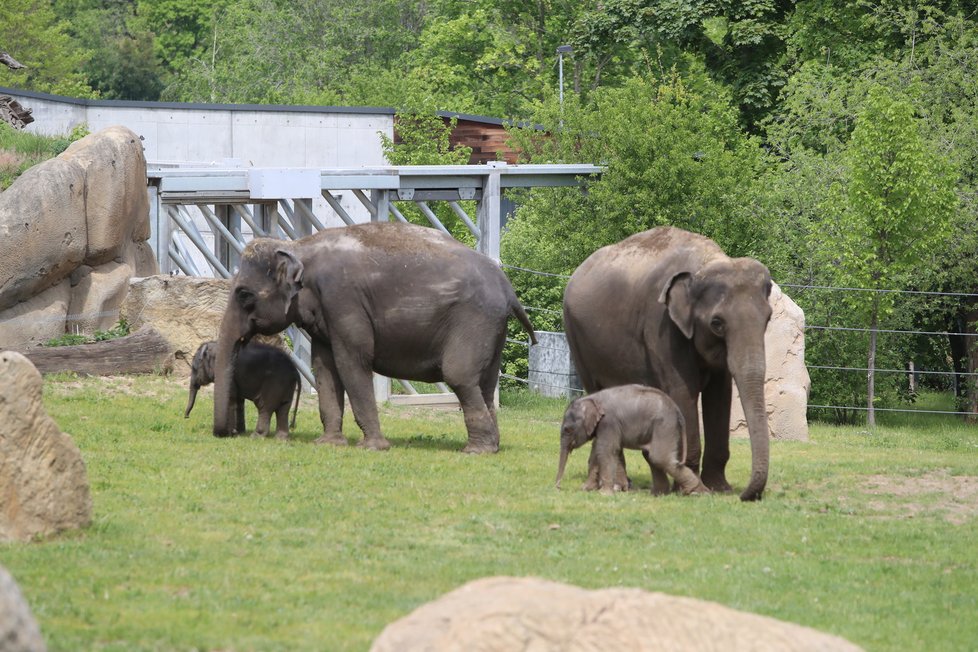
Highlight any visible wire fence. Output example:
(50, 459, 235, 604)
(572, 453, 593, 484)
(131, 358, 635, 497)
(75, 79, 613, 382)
(501, 263, 978, 419)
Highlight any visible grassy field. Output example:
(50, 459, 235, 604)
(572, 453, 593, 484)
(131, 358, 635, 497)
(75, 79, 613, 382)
(2, 374, 977, 651)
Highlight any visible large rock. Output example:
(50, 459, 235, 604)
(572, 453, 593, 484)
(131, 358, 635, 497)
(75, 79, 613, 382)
(0, 280, 72, 351)
(121, 275, 230, 376)
(730, 282, 810, 441)
(371, 577, 864, 652)
(0, 158, 87, 310)
(0, 125, 158, 349)
(0, 565, 46, 652)
(59, 125, 152, 265)
(0, 351, 92, 542)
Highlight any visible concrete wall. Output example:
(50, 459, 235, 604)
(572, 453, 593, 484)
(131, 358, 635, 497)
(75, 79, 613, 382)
(0, 86, 394, 168)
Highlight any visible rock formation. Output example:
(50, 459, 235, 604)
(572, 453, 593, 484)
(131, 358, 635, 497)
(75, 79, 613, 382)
(371, 576, 864, 652)
(0, 125, 158, 350)
(0, 565, 46, 652)
(0, 351, 92, 542)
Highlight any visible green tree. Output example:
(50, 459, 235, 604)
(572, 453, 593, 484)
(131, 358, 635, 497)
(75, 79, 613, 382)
(816, 86, 956, 426)
(0, 0, 94, 97)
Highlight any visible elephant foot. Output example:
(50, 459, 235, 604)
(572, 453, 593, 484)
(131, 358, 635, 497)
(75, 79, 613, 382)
(314, 433, 349, 446)
(701, 472, 733, 494)
(461, 441, 499, 454)
(250, 431, 267, 439)
(358, 436, 392, 451)
(274, 432, 289, 441)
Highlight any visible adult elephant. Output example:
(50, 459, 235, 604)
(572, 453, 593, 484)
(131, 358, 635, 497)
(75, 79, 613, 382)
(213, 222, 537, 453)
(563, 226, 772, 501)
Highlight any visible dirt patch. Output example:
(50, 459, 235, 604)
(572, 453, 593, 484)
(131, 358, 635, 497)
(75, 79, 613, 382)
(860, 470, 978, 525)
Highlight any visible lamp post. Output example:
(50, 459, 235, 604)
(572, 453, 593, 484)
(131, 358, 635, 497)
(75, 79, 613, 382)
(557, 44, 573, 109)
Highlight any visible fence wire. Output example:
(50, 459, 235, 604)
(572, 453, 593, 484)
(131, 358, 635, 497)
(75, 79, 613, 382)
(503, 263, 978, 419)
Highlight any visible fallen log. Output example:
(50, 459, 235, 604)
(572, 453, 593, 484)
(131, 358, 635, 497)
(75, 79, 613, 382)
(18, 326, 173, 376)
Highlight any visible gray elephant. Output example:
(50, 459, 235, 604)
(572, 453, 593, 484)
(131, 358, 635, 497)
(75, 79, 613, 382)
(186, 340, 300, 440)
(555, 384, 708, 495)
(212, 222, 537, 453)
(563, 226, 773, 501)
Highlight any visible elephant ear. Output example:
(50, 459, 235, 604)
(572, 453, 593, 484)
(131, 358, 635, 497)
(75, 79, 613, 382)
(274, 249, 304, 304)
(580, 397, 605, 439)
(658, 271, 695, 339)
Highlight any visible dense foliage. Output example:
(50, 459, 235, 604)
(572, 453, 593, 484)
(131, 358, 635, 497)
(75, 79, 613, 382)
(5, 0, 978, 422)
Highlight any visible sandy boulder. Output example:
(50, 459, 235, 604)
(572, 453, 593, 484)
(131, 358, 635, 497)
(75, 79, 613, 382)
(0, 125, 158, 349)
(0, 565, 46, 652)
(0, 351, 92, 542)
(371, 576, 864, 652)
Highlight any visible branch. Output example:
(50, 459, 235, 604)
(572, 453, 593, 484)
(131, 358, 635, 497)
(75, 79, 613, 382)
(0, 52, 26, 70)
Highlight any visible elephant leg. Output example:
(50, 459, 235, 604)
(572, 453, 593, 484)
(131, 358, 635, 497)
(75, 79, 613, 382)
(331, 344, 390, 451)
(452, 383, 498, 454)
(582, 445, 600, 491)
(235, 397, 247, 435)
(273, 402, 291, 440)
(673, 386, 702, 476)
(643, 450, 671, 496)
(596, 440, 624, 494)
(311, 340, 348, 446)
(253, 407, 271, 438)
(701, 372, 733, 493)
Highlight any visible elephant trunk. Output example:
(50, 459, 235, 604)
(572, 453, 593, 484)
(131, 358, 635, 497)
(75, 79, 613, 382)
(555, 445, 570, 489)
(213, 308, 245, 437)
(733, 364, 769, 501)
(184, 385, 199, 419)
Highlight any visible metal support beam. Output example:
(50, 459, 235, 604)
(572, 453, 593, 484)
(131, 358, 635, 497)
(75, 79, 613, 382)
(477, 170, 502, 261)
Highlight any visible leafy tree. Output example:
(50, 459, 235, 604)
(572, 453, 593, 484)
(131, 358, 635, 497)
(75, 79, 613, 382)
(815, 85, 956, 426)
(0, 0, 94, 97)
(500, 68, 776, 383)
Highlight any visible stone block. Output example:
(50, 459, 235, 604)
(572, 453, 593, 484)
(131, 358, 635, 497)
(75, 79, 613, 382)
(528, 331, 581, 399)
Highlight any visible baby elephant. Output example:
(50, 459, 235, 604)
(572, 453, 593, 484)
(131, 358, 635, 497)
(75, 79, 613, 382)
(185, 341, 300, 439)
(555, 384, 708, 495)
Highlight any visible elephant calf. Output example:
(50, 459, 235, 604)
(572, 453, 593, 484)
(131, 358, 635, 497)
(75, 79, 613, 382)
(555, 384, 709, 495)
(185, 341, 300, 440)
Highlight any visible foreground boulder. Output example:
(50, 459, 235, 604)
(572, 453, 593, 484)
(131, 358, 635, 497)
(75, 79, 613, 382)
(371, 576, 864, 652)
(0, 125, 158, 350)
(0, 351, 92, 542)
(0, 565, 46, 652)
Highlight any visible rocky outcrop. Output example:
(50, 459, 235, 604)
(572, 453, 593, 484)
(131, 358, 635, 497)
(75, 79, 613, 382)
(0, 126, 158, 350)
(0, 565, 46, 652)
(371, 576, 864, 652)
(0, 351, 92, 543)
(730, 282, 810, 441)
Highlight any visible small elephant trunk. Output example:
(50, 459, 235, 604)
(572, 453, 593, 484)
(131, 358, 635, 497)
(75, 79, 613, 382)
(184, 384, 199, 418)
(555, 446, 571, 489)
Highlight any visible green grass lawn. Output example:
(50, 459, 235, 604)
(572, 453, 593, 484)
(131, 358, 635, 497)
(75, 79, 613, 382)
(3, 375, 977, 651)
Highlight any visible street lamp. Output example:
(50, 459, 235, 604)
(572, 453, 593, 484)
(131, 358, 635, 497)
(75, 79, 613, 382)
(557, 45, 573, 109)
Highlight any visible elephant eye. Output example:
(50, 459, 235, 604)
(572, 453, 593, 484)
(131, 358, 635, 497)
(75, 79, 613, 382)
(710, 316, 725, 335)
(235, 288, 257, 311)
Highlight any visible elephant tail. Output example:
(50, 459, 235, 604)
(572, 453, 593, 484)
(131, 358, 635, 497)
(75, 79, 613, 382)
(510, 299, 538, 346)
(290, 379, 301, 429)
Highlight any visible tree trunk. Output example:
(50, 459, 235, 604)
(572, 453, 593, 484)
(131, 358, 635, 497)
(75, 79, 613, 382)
(20, 326, 172, 375)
